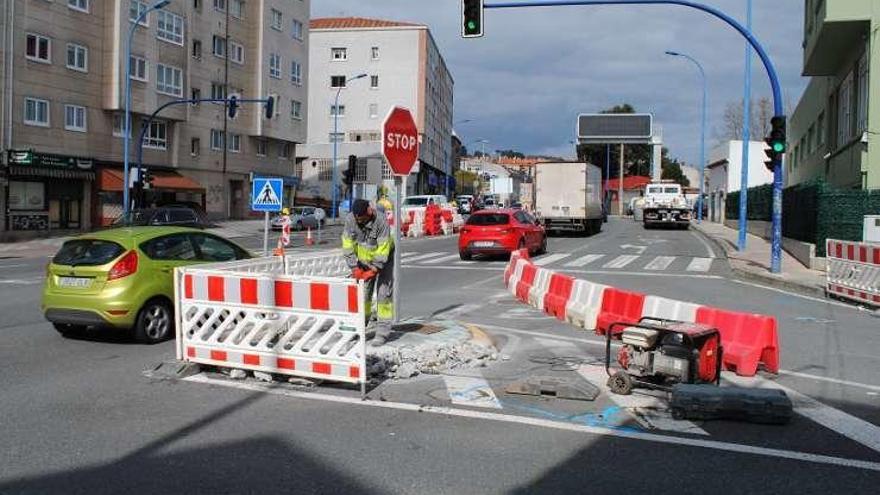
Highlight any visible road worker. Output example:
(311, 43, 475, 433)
(342, 199, 395, 346)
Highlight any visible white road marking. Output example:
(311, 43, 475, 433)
(400, 252, 422, 259)
(686, 258, 714, 272)
(402, 252, 449, 263)
(603, 255, 640, 269)
(422, 254, 463, 265)
(453, 261, 478, 265)
(533, 253, 571, 266)
(180, 376, 880, 472)
(0, 279, 42, 285)
(0, 264, 26, 269)
(691, 230, 718, 259)
(443, 375, 502, 409)
(564, 254, 604, 267)
(728, 279, 858, 309)
(776, 370, 880, 393)
(726, 374, 880, 455)
(644, 256, 676, 271)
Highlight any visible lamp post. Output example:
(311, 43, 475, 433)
(738, 0, 753, 251)
(123, 0, 171, 216)
(666, 50, 707, 223)
(331, 73, 367, 218)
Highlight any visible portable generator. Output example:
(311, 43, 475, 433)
(604, 318, 723, 395)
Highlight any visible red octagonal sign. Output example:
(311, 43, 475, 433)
(382, 106, 419, 176)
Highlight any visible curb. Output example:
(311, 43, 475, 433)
(690, 223, 828, 299)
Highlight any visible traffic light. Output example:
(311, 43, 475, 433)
(764, 116, 787, 171)
(227, 95, 239, 119)
(343, 155, 357, 186)
(264, 95, 276, 119)
(462, 0, 484, 38)
(142, 169, 154, 190)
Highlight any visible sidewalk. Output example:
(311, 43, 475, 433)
(692, 221, 827, 298)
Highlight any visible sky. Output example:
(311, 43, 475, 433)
(312, 0, 807, 167)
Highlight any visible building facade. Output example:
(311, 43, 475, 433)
(787, 0, 878, 190)
(0, 0, 309, 239)
(299, 17, 454, 210)
(705, 140, 774, 223)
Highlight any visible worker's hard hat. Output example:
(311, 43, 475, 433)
(282, 207, 290, 215)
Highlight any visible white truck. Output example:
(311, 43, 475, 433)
(534, 162, 604, 235)
(642, 182, 692, 229)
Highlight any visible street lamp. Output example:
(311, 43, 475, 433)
(123, 0, 171, 216)
(665, 50, 708, 223)
(331, 73, 368, 218)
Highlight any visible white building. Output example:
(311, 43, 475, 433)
(705, 140, 773, 223)
(298, 17, 454, 210)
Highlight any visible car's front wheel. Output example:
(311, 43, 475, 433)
(459, 250, 472, 261)
(53, 323, 87, 338)
(134, 299, 173, 344)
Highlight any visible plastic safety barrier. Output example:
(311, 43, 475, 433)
(544, 273, 576, 321)
(505, 249, 529, 286)
(695, 307, 779, 376)
(210, 251, 349, 278)
(641, 295, 700, 323)
(515, 263, 539, 302)
(565, 279, 608, 330)
(175, 262, 367, 389)
(826, 239, 880, 307)
(595, 288, 646, 336)
(528, 268, 553, 308)
(507, 258, 530, 297)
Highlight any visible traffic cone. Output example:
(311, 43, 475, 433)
(306, 226, 314, 246)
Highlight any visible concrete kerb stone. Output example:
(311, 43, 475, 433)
(690, 223, 827, 299)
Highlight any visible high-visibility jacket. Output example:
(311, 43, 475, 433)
(341, 212, 394, 271)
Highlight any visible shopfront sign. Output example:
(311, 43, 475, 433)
(7, 150, 94, 170)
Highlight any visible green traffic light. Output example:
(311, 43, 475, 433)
(772, 142, 785, 153)
(467, 20, 477, 32)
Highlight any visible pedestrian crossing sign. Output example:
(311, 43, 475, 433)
(251, 177, 284, 212)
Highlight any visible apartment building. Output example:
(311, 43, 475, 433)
(0, 0, 309, 239)
(298, 17, 454, 208)
(787, 0, 878, 190)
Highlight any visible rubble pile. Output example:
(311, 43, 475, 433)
(367, 340, 498, 380)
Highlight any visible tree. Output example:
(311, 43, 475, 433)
(497, 149, 525, 159)
(459, 145, 469, 157)
(718, 97, 773, 142)
(455, 169, 483, 195)
(661, 156, 691, 188)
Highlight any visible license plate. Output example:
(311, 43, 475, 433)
(473, 241, 495, 248)
(58, 277, 92, 288)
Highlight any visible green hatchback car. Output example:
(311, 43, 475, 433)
(42, 227, 251, 343)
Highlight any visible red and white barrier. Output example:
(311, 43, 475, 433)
(175, 254, 367, 390)
(826, 239, 880, 307)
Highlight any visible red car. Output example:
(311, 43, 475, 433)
(458, 209, 547, 260)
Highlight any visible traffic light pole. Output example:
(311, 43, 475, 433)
(483, 0, 785, 273)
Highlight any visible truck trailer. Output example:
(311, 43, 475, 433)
(534, 162, 604, 235)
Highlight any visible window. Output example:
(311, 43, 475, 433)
(291, 100, 302, 120)
(26, 34, 51, 63)
(24, 98, 49, 127)
(212, 35, 226, 58)
(256, 139, 267, 157)
(371, 46, 380, 60)
(330, 75, 346, 88)
(54, 240, 124, 265)
(157, 64, 183, 96)
(191, 234, 247, 262)
(278, 143, 290, 159)
(230, 0, 243, 18)
(331, 48, 347, 61)
(837, 72, 853, 148)
(210, 129, 224, 150)
(290, 60, 302, 85)
(330, 104, 345, 117)
(817, 112, 826, 146)
(230, 41, 244, 64)
(269, 53, 281, 78)
(193, 0, 202, 11)
(64, 105, 87, 132)
(857, 52, 869, 134)
(191, 137, 200, 156)
(210, 82, 226, 100)
(129, 55, 147, 81)
(213, 0, 226, 12)
(370, 75, 379, 89)
(129, 0, 149, 25)
(143, 120, 167, 149)
(355, 158, 367, 182)
(807, 124, 815, 154)
(382, 162, 392, 180)
(292, 19, 304, 41)
(192, 39, 202, 60)
(157, 10, 184, 45)
(66, 44, 87, 72)
(140, 234, 197, 261)
(191, 88, 201, 105)
(112, 114, 129, 137)
(270, 9, 282, 30)
(369, 103, 378, 119)
(228, 134, 241, 153)
(329, 132, 344, 143)
(68, 0, 88, 13)
(319, 160, 332, 181)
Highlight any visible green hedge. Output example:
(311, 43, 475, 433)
(726, 182, 880, 256)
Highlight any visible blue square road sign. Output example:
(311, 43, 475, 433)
(251, 177, 284, 212)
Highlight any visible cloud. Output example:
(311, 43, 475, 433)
(312, 0, 807, 166)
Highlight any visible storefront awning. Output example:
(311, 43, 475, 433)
(9, 166, 95, 181)
(99, 169, 205, 193)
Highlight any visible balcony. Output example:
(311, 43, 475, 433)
(803, 0, 871, 76)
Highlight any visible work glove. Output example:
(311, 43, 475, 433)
(361, 269, 378, 280)
(352, 267, 365, 280)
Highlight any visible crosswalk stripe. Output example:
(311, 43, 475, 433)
(533, 253, 571, 266)
(603, 255, 640, 269)
(686, 258, 713, 272)
(454, 261, 477, 265)
(400, 252, 421, 259)
(422, 254, 462, 265)
(443, 375, 502, 409)
(402, 252, 448, 263)
(644, 256, 676, 271)
(564, 254, 604, 267)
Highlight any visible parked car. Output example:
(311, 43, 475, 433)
(113, 208, 204, 228)
(271, 206, 327, 231)
(42, 227, 251, 344)
(458, 209, 546, 260)
(402, 195, 449, 208)
(456, 195, 474, 214)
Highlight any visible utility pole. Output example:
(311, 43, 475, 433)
(221, 2, 231, 218)
(618, 143, 625, 216)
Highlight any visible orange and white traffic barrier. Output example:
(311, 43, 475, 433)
(826, 239, 880, 307)
(305, 226, 314, 246)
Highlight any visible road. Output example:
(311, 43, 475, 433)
(1, 217, 879, 493)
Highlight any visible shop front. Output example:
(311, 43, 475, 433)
(96, 167, 206, 226)
(2, 150, 95, 240)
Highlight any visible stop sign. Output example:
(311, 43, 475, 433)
(382, 106, 419, 176)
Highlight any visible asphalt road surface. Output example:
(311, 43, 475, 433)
(1, 217, 879, 494)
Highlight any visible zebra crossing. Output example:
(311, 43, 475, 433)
(401, 250, 716, 273)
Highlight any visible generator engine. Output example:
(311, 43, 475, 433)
(607, 321, 722, 395)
